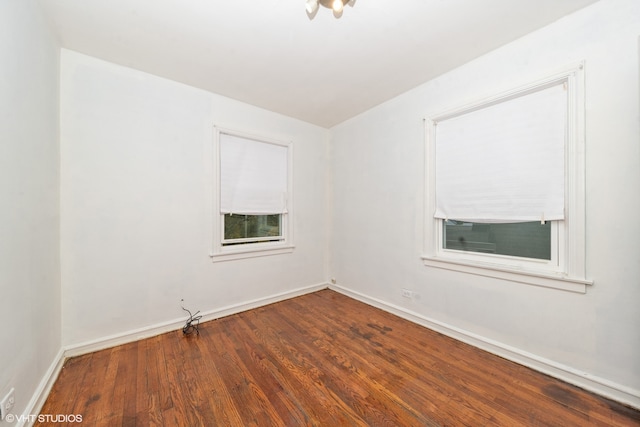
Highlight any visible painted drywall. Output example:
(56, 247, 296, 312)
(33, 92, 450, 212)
(60, 50, 330, 346)
(330, 0, 639, 399)
(0, 0, 61, 421)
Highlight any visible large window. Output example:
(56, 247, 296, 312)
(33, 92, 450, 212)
(423, 64, 591, 292)
(211, 127, 293, 261)
(444, 220, 551, 260)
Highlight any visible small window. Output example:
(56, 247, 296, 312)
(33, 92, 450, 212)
(423, 64, 591, 292)
(223, 214, 282, 246)
(211, 127, 294, 261)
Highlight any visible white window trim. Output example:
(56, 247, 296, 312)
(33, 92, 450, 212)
(422, 63, 592, 293)
(210, 126, 294, 262)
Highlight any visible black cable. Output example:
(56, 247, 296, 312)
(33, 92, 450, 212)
(181, 301, 202, 335)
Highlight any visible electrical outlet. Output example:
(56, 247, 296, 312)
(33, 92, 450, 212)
(0, 388, 15, 420)
(401, 288, 412, 298)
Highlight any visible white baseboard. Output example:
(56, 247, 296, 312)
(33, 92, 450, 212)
(64, 282, 328, 358)
(18, 348, 65, 427)
(330, 284, 640, 410)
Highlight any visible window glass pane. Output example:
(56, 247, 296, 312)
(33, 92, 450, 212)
(443, 220, 551, 260)
(224, 214, 281, 243)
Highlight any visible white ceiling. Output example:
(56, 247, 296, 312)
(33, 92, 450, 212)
(38, 0, 599, 128)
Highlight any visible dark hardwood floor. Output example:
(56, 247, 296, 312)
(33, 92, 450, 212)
(37, 289, 640, 426)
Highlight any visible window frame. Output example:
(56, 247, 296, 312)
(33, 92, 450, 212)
(422, 63, 592, 293)
(211, 126, 294, 262)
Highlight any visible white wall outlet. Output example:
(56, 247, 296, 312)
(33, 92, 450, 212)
(401, 288, 412, 298)
(0, 388, 15, 420)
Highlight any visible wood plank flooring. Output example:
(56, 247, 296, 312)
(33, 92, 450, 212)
(37, 290, 640, 426)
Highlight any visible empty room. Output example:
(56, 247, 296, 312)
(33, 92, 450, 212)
(1, 0, 639, 425)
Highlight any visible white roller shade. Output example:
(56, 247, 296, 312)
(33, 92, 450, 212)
(220, 133, 288, 215)
(434, 82, 566, 223)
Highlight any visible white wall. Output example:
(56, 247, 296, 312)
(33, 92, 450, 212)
(330, 0, 640, 404)
(60, 50, 330, 346)
(0, 0, 61, 422)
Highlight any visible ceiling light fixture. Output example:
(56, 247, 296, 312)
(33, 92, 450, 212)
(306, 0, 353, 17)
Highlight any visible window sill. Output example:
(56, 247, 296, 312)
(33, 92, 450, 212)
(421, 256, 592, 293)
(211, 244, 294, 262)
